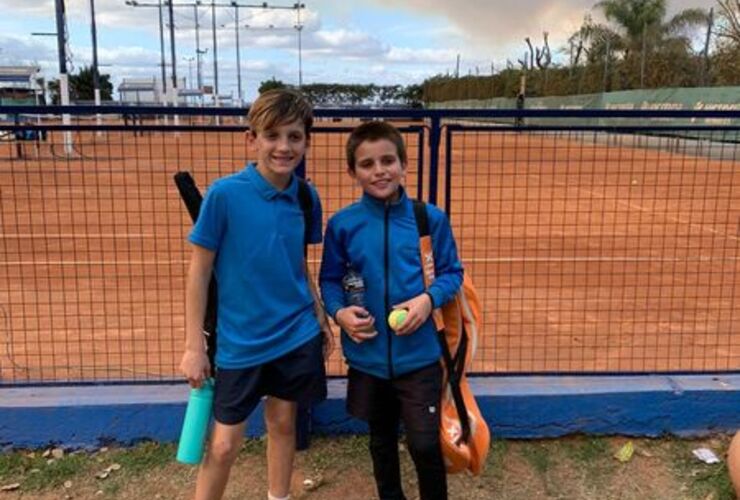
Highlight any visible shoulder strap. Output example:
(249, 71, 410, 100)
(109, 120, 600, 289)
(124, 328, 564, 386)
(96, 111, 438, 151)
(412, 200, 438, 293)
(296, 177, 313, 254)
(412, 199, 472, 444)
(173, 171, 217, 376)
(412, 199, 430, 237)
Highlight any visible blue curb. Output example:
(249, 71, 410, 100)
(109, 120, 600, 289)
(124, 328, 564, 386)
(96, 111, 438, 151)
(1, 375, 738, 449)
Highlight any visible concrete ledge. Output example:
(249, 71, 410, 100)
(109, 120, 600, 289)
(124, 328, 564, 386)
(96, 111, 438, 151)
(1, 375, 738, 449)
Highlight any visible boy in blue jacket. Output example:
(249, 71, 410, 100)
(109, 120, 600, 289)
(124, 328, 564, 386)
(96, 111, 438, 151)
(320, 121, 463, 500)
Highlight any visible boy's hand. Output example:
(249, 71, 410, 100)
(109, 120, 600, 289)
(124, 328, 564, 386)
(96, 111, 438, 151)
(392, 293, 433, 336)
(335, 306, 377, 343)
(179, 348, 211, 388)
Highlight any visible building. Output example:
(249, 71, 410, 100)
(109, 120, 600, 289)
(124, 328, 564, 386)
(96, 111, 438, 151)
(0, 66, 44, 105)
(118, 77, 202, 105)
(117, 78, 160, 105)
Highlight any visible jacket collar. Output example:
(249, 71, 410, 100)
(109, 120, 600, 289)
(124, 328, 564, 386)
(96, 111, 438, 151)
(360, 186, 409, 215)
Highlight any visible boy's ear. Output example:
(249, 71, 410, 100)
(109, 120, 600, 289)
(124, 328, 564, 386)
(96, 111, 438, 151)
(346, 167, 357, 180)
(246, 130, 257, 145)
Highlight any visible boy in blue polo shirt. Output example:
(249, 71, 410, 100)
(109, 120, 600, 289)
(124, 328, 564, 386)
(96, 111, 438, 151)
(179, 89, 332, 500)
(319, 121, 463, 500)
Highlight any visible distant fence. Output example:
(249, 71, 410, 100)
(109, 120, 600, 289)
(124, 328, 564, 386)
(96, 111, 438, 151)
(0, 105, 738, 385)
(428, 86, 740, 129)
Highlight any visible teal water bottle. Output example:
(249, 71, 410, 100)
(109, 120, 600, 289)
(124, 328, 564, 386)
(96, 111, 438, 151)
(176, 378, 214, 464)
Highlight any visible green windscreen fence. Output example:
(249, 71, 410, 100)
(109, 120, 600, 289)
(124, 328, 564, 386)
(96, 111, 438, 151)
(429, 86, 740, 129)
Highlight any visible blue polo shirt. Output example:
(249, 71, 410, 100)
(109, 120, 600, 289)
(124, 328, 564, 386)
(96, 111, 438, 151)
(188, 163, 322, 369)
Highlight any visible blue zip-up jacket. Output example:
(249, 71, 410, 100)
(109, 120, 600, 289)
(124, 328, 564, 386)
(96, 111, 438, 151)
(319, 188, 463, 379)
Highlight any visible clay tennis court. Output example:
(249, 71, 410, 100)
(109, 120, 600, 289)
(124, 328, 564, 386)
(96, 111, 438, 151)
(1, 117, 739, 383)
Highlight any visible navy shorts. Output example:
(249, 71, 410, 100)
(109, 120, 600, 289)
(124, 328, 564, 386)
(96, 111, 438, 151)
(213, 334, 327, 425)
(346, 362, 442, 428)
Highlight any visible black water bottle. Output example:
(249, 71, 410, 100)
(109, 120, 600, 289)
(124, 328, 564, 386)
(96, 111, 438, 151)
(342, 265, 366, 310)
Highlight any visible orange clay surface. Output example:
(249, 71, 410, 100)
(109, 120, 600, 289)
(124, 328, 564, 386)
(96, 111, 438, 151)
(1, 120, 738, 382)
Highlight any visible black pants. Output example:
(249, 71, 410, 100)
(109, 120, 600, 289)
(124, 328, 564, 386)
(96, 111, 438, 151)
(348, 363, 448, 500)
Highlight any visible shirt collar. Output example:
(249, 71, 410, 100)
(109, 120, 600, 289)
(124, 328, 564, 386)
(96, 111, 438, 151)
(244, 162, 298, 201)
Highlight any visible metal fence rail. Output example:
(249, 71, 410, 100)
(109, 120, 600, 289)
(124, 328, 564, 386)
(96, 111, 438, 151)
(0, 106, 738, 385)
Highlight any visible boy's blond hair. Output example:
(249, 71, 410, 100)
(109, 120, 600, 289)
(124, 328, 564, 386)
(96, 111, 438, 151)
(345, 121, 407, 171)
(247, 88, 314, 138)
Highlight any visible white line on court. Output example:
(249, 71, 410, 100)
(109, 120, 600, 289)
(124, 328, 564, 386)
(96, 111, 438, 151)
(462, 256, 740, 263)
(566, 180, 739, 243)
(2, 256, 737, 267)
(0, 260, 190, 266)
(0, 234, 155, 239)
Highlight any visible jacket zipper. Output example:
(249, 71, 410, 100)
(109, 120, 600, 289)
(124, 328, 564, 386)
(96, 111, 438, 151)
(384, 202, 394, 379)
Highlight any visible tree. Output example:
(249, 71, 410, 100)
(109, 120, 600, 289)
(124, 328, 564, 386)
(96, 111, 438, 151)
(595, 0, 709, 87)
(713, 0, 740, 85)
(716, 0, 740, 45)
(597, 0, 667, 41)
(69, 65, 113, 101)
(46, 67, 113, 104)
(258, 77, 287, 94)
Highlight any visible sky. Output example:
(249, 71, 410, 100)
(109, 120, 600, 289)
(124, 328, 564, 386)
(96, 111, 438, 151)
(0, 0, 717, 102)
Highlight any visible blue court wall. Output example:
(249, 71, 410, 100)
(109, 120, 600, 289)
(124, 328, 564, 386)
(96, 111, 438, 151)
(1, 374, 739, 449)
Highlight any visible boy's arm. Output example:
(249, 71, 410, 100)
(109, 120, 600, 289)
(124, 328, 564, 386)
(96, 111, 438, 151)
(318, 220, 347, 320)
(179, 244, 215, 388)
(305, 262, 334, 358)
(319, 219, 376, 341)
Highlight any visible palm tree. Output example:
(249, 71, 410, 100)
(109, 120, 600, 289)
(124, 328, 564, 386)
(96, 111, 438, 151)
(595, 0, 709, 87)
(567, 14, 623, 92)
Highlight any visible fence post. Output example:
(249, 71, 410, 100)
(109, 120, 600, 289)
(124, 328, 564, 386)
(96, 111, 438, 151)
(295, 154, 311, 451)
(416, 127, 425, 201)
(444, 125, 453, 216)
(13, 114, 22, 160)
(428, 114, 441, 206)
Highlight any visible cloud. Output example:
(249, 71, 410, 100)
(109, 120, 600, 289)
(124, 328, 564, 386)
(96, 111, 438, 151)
(307, 29, 387, 58)
(369, 0, 591, 48)
(386, 47, 457, 64)
(0, 35, 56, 66)
(368, 0, 716, 60)
(0, 0, 53, 16)
(96, 46, 161, 67)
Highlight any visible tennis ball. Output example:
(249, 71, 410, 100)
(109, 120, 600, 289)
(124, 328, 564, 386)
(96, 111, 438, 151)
(388, 309, 408, 331)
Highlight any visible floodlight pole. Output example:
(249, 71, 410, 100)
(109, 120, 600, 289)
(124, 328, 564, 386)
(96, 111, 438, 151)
(158, 0, 167, 99)
(54, 0, 73, 154)
(234, 2, 242, 105)
(166, 0, 179, 125)
(168, 1, 178, 90)
(194, 3, 203, 89)
(89, 0, 104, 133)
(89, 0, 100, 103)
(209, 1, 218, 108)
(294, 2, 303, 88)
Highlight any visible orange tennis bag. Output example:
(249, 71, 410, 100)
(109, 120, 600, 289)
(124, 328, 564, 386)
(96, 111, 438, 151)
(412, 201, 491, 475)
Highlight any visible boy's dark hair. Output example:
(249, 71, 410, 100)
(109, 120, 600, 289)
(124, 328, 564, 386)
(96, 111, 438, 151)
(247, 88, 314, 138)
(346, 121, 407, 171)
